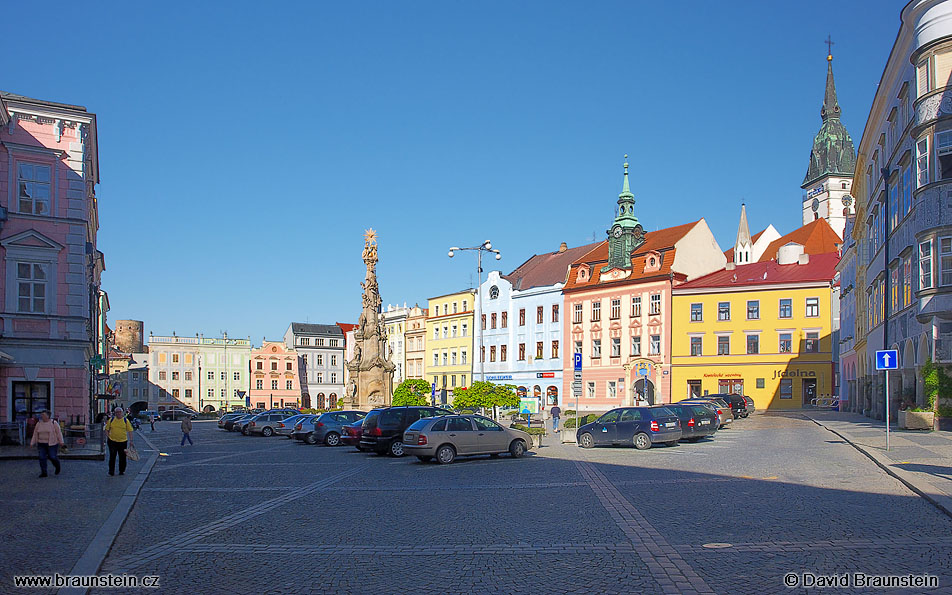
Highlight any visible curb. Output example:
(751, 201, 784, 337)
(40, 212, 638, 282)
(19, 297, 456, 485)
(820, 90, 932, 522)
(803, 414, 952, 521)
(57, 430, 160, 595)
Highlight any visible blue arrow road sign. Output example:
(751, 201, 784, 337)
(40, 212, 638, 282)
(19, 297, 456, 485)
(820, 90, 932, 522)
(875, 349, 899, 370)
(573, 353, 582, 371)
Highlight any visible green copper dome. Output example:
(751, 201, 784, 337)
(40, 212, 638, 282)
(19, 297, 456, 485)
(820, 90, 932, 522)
(802, 56, 856, 188)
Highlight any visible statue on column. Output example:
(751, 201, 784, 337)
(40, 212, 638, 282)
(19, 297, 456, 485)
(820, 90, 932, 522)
(345, 229, 395, 409)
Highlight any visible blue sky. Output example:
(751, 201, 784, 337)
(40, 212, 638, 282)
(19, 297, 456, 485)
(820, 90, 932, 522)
(3, 1, 902, 343)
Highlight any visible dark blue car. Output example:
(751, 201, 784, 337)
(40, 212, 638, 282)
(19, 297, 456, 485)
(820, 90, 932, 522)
(577, 406, 681, 450)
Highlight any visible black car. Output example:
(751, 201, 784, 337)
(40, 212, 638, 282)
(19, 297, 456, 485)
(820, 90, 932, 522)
(359, 406, 453, 456)
(218, 412, 247, 430)
(161, 409, 197, 421)
(664, 404, 718, 442)
(742, 396, 755, 415)
(708, 393, 749, 418)
(576, 406, 682, 450)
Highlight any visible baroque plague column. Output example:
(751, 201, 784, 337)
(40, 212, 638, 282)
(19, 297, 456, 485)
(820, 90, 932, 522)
(345, 229, 395, 409)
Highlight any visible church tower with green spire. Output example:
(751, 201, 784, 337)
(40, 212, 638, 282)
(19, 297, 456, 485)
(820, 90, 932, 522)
(602, 155, 645, 273)
(801, 47, 856, 239)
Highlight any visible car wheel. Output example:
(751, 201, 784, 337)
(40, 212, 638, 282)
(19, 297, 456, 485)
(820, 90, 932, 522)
(509, 439, 526, 458)
(436, 445, 456, 464)
(262, 427, 274, 437)
(389, 440, 405, 457)
(578, 433, 595, 449)
(241, 427, 250, 436)
(324, 432, 341, 447)
(633, 433, 651, 450)
(305, 433, 317, 445)
(416, 456, 433, 462)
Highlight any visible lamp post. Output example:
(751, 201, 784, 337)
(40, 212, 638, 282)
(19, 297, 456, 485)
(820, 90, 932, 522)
(448, 240, 501, 390)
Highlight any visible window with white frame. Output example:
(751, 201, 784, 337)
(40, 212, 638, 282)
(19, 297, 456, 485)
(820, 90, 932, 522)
(234, 371, 240, 381)
(331, 355, 337, 366)
(17, 163, 51, 215)
(286, 380, 293, 390)
(16, 262, 47, 313)
(611, 337, 621, 357)
(433, 353, 439, 366)
(917, 136, 930, 187)
(330, 373, 337, 383)
(574, 340, 583, 354)
(608, 381, 616, 400)
(271, 380, 278, 390)
(920, 240, 934, 289)
(591, 301, 601, 322)
(805, 297, 820, 317)
(610, 299, 621, 320)
(936, 131, 952, 180)
(940, 237, 952, 286)
(690, 336, 702, 356)
(631, 296, 642, 317)
(586, 381, 595, 398)
(461, 349, 468, 364)
(631, 336, 641, 356)
(717, 335, 730, 355)
(690, 303, 702, 322)
(433, 327, 439, 340)
(592, 339, 601, 358)
(649, 294, 661, 315)
(649, 334, 661, 355)
(300, 337, 310, 346)
(717, 301, 730, 321)
(573, 303, 582, 323)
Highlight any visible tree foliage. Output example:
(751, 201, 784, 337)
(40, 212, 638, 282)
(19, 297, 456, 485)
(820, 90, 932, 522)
(392, 379, 432, 407)
(453, 381, 519, 410)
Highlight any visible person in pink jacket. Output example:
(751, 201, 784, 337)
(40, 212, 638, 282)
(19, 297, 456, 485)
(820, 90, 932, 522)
(30, 410, 64, 478)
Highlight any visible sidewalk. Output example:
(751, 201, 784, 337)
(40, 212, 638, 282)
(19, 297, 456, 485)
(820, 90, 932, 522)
(0, 427, 159, 594)
(803, 410, 952, 519)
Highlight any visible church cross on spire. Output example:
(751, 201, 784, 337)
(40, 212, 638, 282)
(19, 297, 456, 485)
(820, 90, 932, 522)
(825, 35, 834, 59)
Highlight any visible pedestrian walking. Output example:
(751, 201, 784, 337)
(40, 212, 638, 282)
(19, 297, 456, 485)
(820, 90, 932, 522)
(550, 403, 562, 432)
(105, 406, 134, 476)
(149, 413, 155, 432)
(180, 416, 193, 446)
(30, 410, 64, 478)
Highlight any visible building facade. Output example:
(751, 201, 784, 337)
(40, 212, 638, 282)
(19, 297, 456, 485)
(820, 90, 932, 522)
(478, 242, 598, 413)
(0, 91, 106, 425)
(382, 304, 410, 385)
(404, 305, 428, 381)
(250, 341, 301, 410)
(148, 334, 251, 412)
(671, 252, 840, 410)
(848, 0, 952, 419)
(425, 290, 474, 405)
(561, 160, 726, 411)
(284, 323, 345, 409)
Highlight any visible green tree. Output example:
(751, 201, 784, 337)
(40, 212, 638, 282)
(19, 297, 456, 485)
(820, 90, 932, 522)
(392, 379, 432, 407)
(453, 381, 519, 410)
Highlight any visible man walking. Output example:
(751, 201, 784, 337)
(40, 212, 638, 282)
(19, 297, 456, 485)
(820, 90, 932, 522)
(149, 413, 156, 432)
(105, 406, 134, 476)
(550, 403, 562, 433)
(181, 416, 193, 446)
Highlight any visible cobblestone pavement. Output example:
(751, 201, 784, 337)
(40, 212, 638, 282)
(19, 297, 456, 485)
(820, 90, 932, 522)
(82, 415, 952, 594)
(0, 427, 148, 594)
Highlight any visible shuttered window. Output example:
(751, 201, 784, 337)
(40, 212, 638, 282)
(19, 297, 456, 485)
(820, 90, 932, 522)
(917, 59, 932, 97)
(935, 51, 952, 90)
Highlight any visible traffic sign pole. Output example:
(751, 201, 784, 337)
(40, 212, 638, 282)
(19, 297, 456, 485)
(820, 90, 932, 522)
(875, 349, 898, 451)
(885, 369, 889, 451)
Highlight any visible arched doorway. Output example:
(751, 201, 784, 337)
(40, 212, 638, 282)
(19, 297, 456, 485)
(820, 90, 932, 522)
(203, 404, 216, 413)
(546, 386, 558, 406)
(634, 378, 655, 405)
(317, 393, 326, 409)
(533, 385, 542, 403)
(329, 393, 338, 409)
(516, 386, 527, 399)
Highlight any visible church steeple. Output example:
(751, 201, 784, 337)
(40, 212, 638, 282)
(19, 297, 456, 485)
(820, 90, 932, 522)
(821, 53, 841, 122)
(734, 203, 752, 264)
(603, 155, 645, 272)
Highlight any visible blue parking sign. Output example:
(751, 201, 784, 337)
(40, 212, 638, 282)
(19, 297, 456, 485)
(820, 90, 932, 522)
(875, 349, 899, 370)
(573, 352, 582, 371)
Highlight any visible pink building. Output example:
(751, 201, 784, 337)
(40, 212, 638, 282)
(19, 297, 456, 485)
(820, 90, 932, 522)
(250, 341, 301, 410)
(0, 92, 105, 426)
(561, 161, 724, 411)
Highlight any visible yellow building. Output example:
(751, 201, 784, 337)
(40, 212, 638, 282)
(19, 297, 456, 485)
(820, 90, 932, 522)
(671, 252, 838, 410)
(425, 290, 475, 406)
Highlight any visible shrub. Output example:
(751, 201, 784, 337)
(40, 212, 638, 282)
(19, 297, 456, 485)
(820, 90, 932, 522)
(562, 414, 599, 429)
(511, 423, 545, 436)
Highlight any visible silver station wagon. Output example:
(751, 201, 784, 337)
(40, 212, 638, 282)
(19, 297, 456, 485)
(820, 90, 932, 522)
(403, 414, 532, 464)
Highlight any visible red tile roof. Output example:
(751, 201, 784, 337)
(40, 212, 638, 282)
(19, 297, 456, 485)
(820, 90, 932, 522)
(336, 323, 358, 334)
(504, 242, 602, 290)
(676, 252, 839, 290)
(758, 218, 841, 262)
(563, 221, 700, 292)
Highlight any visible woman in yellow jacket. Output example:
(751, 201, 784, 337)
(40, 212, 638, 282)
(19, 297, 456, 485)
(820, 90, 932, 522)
(105, 406, 135, 476)
(30, 410, 64, 478)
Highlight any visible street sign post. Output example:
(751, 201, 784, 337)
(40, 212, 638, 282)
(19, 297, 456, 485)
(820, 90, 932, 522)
(875, 349, 899, 450)
(573, 353, 582, 372)
(573, 353, 582, 435)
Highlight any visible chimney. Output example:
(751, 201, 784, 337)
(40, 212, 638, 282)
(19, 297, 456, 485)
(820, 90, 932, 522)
(559, 242, 567, 253)
(725, 262, 736, 271)
(798, 253, 810, 265)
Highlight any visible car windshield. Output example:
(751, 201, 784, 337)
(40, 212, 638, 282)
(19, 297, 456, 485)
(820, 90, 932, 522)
(407, 419, 430, 431)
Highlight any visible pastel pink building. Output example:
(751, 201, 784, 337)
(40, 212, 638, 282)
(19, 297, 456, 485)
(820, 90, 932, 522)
(561, 161, 724, 411)
(250, 341, 301, 410)
(0, 92, 105, 426)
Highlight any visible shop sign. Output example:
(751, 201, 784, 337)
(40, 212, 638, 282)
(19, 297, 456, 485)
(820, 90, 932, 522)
(536, 372, 555, 378)
(487, 374, 513, 381)
(771, 370, 818, 379)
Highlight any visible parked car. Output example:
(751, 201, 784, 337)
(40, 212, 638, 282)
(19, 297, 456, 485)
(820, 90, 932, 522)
(275, 414, 313, 438)
(576, 406, 682, 450)
(161, 409, 196, 421)
(310, 411, 367, 446)
(218, 412, 246, 429)
(743, 395, 755, 415)
(708, 393, 749, 418)
(403, 414, 532, 464)
(291, 415, 321, 443)
(679, 399, 733, 428)
(224, 413, 254, 432)
(360, 406, 454, 456)
(341, 419, 365, 450)
(664, 404, 719, 442)
(237, 414, 260, 434)
(265, 408, 301, 417)
(247, 411, 298, 437)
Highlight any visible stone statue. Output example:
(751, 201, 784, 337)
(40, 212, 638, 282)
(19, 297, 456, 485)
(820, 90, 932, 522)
(345, 228, 395, 409)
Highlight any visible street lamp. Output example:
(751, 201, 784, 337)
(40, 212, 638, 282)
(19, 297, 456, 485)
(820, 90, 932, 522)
(448, 240, 501, 390)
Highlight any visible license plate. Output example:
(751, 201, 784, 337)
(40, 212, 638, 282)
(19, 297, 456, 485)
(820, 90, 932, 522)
(665, 422, 675, 428)
(699, 420, 709, 425)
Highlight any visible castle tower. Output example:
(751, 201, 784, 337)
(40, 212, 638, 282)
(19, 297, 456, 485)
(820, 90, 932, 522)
(114, 320, 144, 353)
(801, 47, 856, 240)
